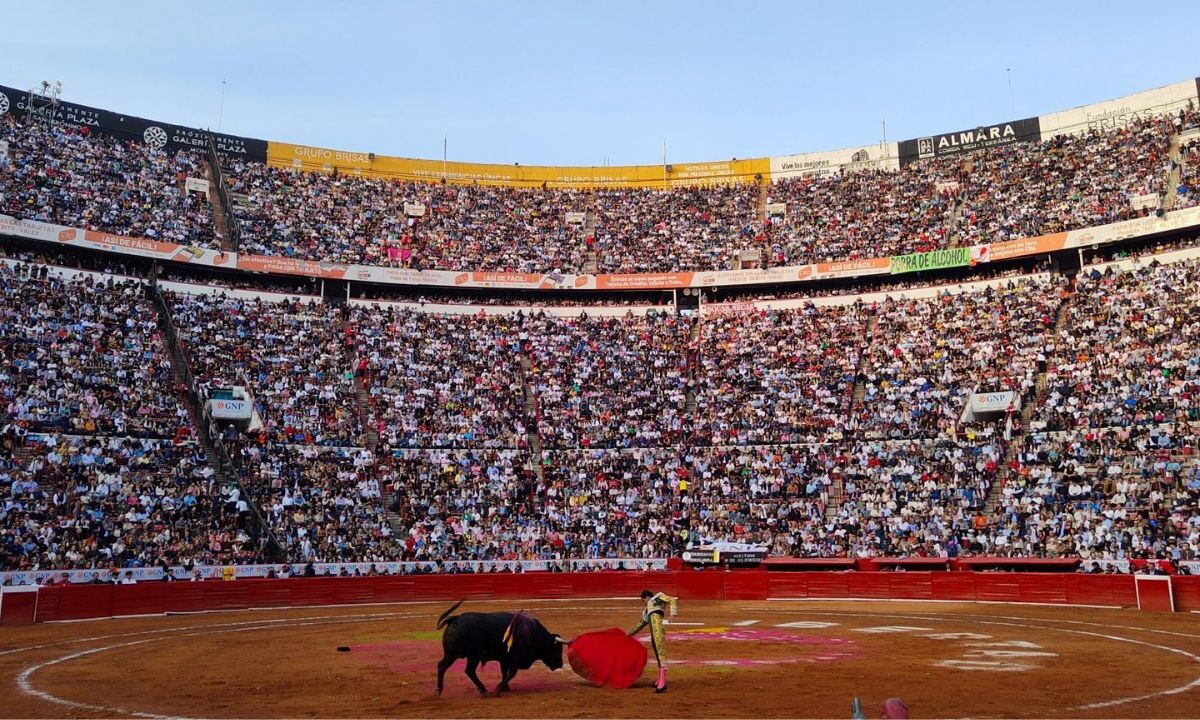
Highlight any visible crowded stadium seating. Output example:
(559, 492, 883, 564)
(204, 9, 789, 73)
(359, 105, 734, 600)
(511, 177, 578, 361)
(5, 87, 1200, 576)
(6, 256, 1200, 571)
(0, 115, 216, 248)
(6, 102, 1194, 275)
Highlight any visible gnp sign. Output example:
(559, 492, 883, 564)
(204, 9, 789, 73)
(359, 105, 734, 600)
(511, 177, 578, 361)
(209, 398, 252, 420)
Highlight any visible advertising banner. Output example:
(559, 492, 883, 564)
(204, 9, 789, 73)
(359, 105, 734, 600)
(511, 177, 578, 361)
(1038, 80, 1199, 140)
(770, 143, 900, 179)
(889, 247, 971, 274)
(208, 398, 252, 420)
(899, 117, 1041, 165)
(0, 84, 267, 161)
(266, 141, 769, 188)
(813, 257, 893, 279)
(1062, 204, 1200, 250)
(970, 391, 1018, 414)
(185, 177, 211, 198)
(5, 207, 1200, 293)
(0, 558, 669, 586)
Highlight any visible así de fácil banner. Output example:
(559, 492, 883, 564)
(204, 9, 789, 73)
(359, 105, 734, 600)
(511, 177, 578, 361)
(889, 246, 971, 274)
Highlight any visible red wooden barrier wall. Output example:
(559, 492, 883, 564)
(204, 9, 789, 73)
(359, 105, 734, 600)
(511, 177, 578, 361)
(21, 571, 1200, 624)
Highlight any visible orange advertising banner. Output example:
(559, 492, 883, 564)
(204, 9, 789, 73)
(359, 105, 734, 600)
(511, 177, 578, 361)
(814, 257, 891, 277)
(985, 232, 1068, 262)
(594, 272, 696, 290)
(237, 254, 349, 278)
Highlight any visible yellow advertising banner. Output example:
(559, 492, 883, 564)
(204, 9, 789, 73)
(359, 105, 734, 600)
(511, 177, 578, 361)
(266, 142, 769, 188)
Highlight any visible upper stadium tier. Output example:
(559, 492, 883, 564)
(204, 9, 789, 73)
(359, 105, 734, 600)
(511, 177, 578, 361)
(2, 79, 1200, 289)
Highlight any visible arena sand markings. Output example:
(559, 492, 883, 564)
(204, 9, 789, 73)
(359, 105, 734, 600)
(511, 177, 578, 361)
(762, 607, 1200, 710)
(12, 612, 432, 719)
(9, 602, 1200, 718)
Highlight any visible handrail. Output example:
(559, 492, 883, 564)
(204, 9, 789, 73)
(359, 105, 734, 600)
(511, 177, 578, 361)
(206, 134, 243, 251)
(146, 274, 285, 561)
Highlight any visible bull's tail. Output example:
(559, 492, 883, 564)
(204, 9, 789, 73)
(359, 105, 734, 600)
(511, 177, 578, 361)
(436, 599, 465, 629)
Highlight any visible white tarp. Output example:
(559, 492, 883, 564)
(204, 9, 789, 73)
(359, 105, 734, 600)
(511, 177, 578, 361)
(1038, 80, 1199, 140)
(769, 142, 899, 179)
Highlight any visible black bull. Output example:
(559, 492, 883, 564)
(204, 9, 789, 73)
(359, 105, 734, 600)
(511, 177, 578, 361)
(435, 600, 567, 696)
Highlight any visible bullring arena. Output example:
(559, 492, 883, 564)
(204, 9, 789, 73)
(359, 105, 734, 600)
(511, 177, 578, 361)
(6, 7, 1200, 719)
(2, 571, 1200, 718)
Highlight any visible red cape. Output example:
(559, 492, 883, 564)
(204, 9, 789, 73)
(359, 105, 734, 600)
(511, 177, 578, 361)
(566, 628, 648, 689)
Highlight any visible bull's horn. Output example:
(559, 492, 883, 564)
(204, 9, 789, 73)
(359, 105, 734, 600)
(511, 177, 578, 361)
(554, 635, 575, 645)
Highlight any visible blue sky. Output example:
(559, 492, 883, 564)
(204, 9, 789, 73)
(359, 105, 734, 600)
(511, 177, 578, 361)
(3, 0, 1197, 166)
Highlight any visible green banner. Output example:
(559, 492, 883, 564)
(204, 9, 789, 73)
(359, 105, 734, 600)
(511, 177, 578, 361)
(889, 247, 971, 274)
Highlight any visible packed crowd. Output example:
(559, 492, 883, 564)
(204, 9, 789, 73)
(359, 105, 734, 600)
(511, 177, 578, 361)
(234, 443, 393, 563)
(385, 449, 549, 560)
(169, 293, 362, 446)
(696, 303, 865, 445)
(4, 245, 1200, 568)
(953, 114, 1178, 244)
(351, 306, 528, 449)
(527, 313, 693, 448)
(591, 183, 761, 272)
(765, 163, 952, 265)
(3, 106, 1194, 276)
(1037, 259, 1200, 431)
(0, 116, 215, 246)
(225, 160, 592, 272)
(222, 111, 1188, 273)
(0, 434, 255, 572)
(851, 276, 1064, 439)
(1, 263, 189, 438)
(997, 424, 1200, 560)
(1175, 136, 1200, 209)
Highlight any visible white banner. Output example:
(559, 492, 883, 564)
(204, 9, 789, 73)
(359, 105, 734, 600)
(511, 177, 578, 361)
(565, 211, 586, 224)
(185, 177, 210, 197)
(1063, 204, 1200, 250)
(970, 391, 1017, 414)
(0, 559, 670, 586)
(770, 143, 900, 179)
(1130, 193, 1161, 211)
(1038, 80, 1199, 140)
(403, 201, 426, 217)
(208, 398, 252, 420)
(765, 202, 786, 218)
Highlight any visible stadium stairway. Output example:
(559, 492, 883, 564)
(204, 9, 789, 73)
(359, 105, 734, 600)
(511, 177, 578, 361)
(824, 310, 880, 520)
(353, 377, 379, 453)
(582, 210, 599, 274)
(756, 176, 769, 221)
(1164, 132, 1184, 211)
(686, 316, 702, 417)
(204, 142, 242, 253)
(946, 196, 966, 247)
(203, 156, 236, 252)
(983, 286, 1076, 515)
(848, 310, 879, 409)
(148, 281, 286, 561)
(518, 350, 547, 486)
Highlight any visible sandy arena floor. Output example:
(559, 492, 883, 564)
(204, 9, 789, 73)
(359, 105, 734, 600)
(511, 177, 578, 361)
(2, 599, 1199, 718)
